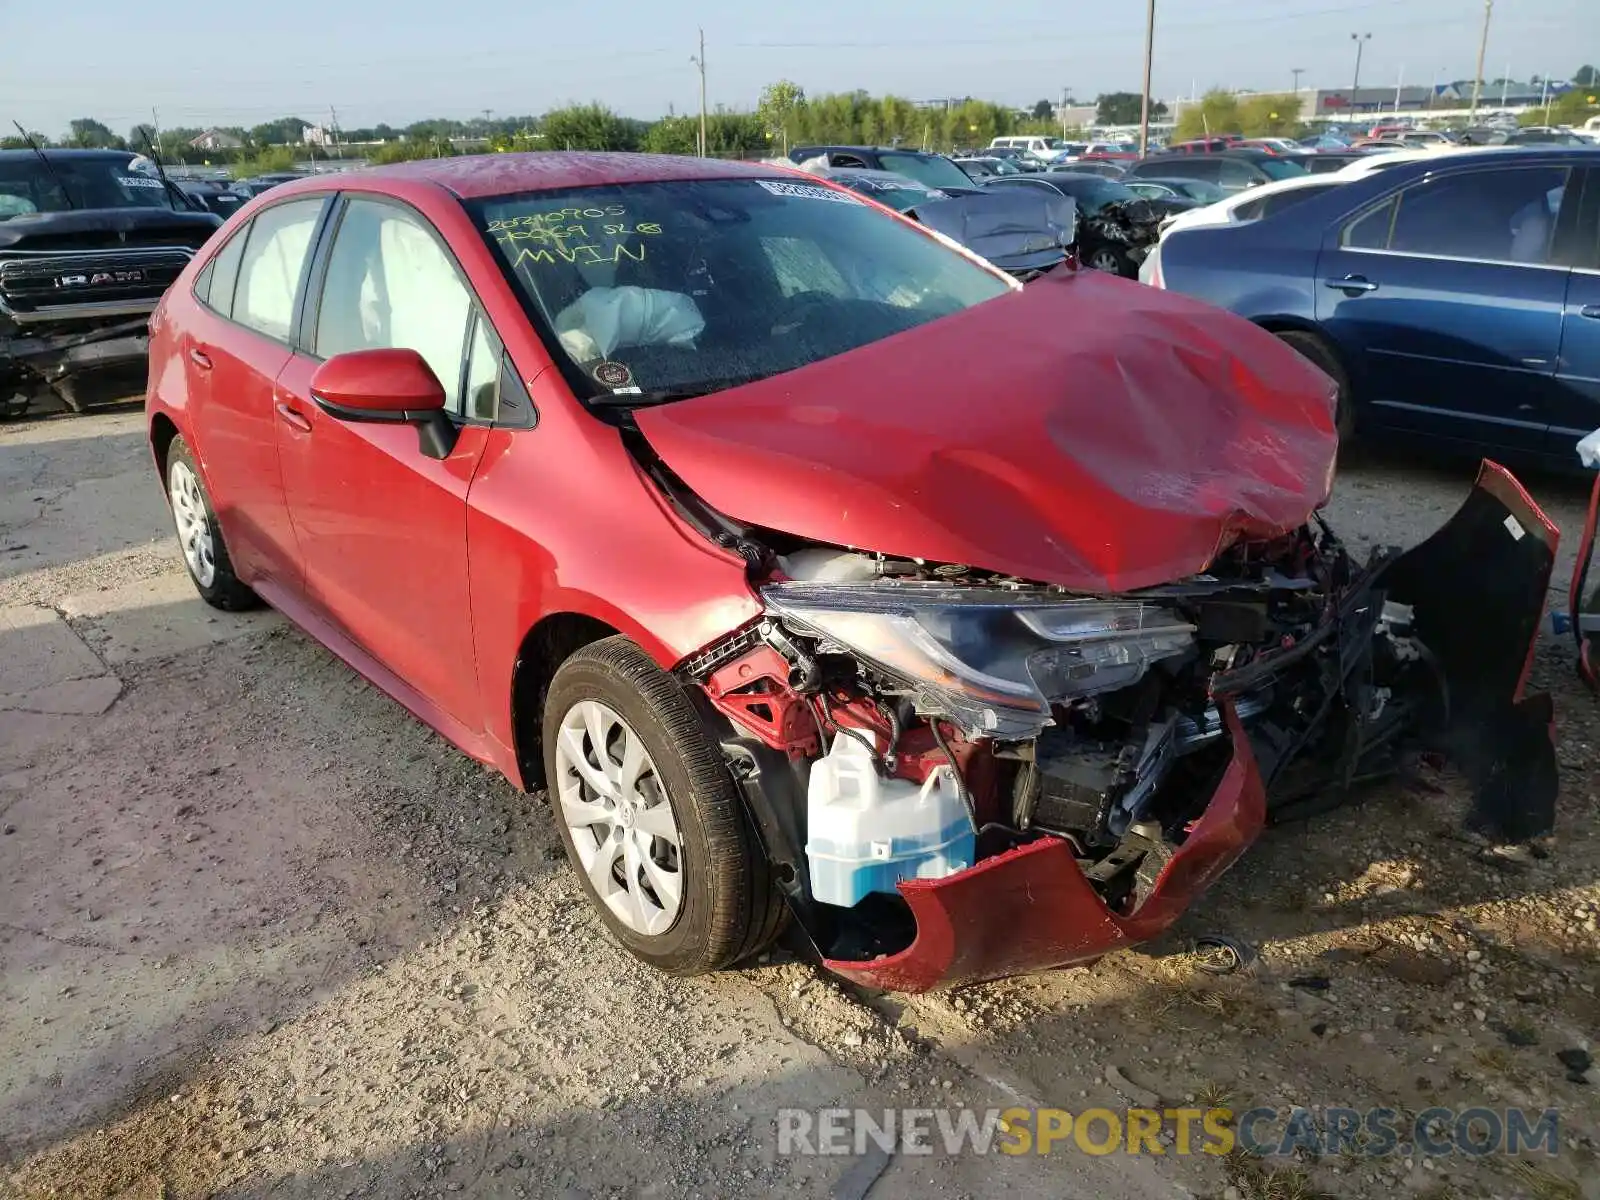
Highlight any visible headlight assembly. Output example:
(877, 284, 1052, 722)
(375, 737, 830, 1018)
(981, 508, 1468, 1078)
(761, 582, 1196, 737)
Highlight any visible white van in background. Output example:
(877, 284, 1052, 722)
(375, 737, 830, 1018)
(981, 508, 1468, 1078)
(989, 136, 1084, 164)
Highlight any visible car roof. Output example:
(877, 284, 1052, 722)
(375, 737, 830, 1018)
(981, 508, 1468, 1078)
(282, 151, 786, 201)
(818, 167, 935, 186)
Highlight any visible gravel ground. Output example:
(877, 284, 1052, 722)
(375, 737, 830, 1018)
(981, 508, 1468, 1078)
(1, 406, 1596, 1200)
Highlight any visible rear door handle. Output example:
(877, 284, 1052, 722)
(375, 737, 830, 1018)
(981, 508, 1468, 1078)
(188, 348, 212, 370)
(1325, 275, 1379, 294)
(1580, 305, 1600, 320)
(274, 402, 312, 433)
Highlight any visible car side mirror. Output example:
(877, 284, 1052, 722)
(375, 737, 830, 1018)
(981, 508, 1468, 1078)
(309, 348, 458, 460)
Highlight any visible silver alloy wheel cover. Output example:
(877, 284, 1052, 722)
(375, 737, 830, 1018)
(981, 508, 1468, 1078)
(554, 699, 684, 936)
(168, 460, 217, 588)
(1088, 248, 1122, 273)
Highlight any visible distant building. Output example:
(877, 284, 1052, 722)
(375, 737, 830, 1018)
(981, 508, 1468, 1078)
(1312, 79, 1571, 115)
(189, 128, 243, 151)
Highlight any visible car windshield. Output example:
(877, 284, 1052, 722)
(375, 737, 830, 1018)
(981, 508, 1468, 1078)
(473, 177, 1012, 402)
(1256, 157, 1310, 180)
(0, 156, 179, 219)
(874, 153, 974, 191)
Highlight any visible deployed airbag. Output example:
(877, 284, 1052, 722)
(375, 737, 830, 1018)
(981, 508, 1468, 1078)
(554, 286, 704, 361)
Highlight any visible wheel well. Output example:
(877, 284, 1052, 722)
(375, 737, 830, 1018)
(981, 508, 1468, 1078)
(510, 613, 620, 790)
(149, 413, 180, 480)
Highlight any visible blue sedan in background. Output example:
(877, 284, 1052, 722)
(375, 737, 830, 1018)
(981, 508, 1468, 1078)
(1144, 147, 1600, 462)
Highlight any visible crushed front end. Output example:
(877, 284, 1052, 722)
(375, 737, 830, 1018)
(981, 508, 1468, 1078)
(681, 463, 1558, 991)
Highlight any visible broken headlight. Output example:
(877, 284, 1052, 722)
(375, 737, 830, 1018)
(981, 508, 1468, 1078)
(761, 582, 1196, 737)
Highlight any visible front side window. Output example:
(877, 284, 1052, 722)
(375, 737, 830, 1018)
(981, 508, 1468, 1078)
(233, 198, 325, 341)
(473, 177, 1011, 403)
(1344, 167, 1569, 264)
(315, 198, 475, 412)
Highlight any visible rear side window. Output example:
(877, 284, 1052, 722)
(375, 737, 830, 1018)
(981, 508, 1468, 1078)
(1343, 166, 1570, 264)
(1257, 185, 1337, 218)
(233, 198, 325, 341)
(1219, 160, 1261, 189)
(197, 225, 248, 317)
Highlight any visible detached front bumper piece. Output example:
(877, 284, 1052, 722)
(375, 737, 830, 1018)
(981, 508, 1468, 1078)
(823, 704, 1265, 992)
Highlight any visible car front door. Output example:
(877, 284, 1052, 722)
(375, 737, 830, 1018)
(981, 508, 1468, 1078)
(272, 195, 496, 733)
(184, 196, 329, 597)
(1549, 168, 1600, 456)
(1315, 163, 1574, 453)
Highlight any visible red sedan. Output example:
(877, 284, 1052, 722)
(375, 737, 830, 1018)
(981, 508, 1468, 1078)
(146, 153, 1557, 990)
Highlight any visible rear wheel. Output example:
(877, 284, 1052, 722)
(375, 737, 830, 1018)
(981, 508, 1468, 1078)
(166, 436, 258, 611)
(543, 636, 784, 975)
(1275, 330, 1354, 441)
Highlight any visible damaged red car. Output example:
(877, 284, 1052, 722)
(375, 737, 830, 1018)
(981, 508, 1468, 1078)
(145, 153, 1560, 992)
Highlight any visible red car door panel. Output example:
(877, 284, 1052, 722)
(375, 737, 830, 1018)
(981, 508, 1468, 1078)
(185, 305, 304, 594)
(274, 352, 487, 732)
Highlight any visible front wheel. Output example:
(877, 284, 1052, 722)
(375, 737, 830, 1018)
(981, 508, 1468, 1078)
(1274, 330, 1355, 441)
(542, 636, 784, 975)
(1086, 246, 1134, 277)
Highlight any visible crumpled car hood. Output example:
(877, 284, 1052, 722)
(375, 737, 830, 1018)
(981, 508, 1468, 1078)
(908, 191, 1075, 275)
(634, 270, 1339, 592)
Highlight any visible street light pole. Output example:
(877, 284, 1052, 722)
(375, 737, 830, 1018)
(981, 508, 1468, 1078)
(1138, 0, 1156, 157)
(690, 29, 708, 157)
(1351, 32, 1371, 98)
(1470, 0, 1492, 120)
(1291, 67, 1305, 95)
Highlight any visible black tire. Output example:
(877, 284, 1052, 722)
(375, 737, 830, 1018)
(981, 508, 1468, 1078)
(164, 436, 259, 611)
(542, 635, 784, 975)
(1275, 330, 1355, 441)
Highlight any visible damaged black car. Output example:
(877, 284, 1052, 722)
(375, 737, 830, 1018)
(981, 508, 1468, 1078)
(1, 148, 220, 417)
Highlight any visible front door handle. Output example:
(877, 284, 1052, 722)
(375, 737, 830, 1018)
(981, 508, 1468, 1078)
(274, 402, 312, 433)
(1325, 275, 1379, 294)
(1580, 304, 1600, 320)
(188, 347, 212, 370)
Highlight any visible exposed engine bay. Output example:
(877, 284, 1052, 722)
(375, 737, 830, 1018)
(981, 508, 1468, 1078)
(670, 465, 1559, 979)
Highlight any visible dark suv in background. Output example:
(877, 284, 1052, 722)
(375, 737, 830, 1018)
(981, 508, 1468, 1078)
(1, 149, 219, 416)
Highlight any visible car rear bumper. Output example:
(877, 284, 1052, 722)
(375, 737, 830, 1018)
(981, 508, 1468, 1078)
(821, 700, 1266, 992)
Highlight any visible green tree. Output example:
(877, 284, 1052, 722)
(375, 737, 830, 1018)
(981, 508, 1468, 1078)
(1173, 89, 1241, 140)
(0, 131, 50, 149)
(1095, 92, 1166, 125)
(1236, 93, 1300, 136)
(1521, 89, 1600, 126)
(1031, 98, 1055, 121)
(248, 117, 310, 146)
(539, 104, 640, 151)
(67, 118, 121, 148)
(757, 80, 806, 155)
(1574, 65, 1599, 87)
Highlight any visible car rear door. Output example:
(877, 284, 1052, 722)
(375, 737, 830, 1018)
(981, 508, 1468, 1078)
(183, 195, 330, 596)
(1314, 162, 1573, 453)
(1549, 166, 1600, 456)
(271, 194, 494, 733)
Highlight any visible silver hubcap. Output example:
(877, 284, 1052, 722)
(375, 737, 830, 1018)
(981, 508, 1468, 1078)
(168, 461, 216, 588)
(1089, 251, 1121, 273)
(553, 700, 684, 936)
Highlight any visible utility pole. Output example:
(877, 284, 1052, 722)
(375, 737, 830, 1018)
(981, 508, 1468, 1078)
(1060, 87, 1068, 141)
(1137, 0, 1156, 157)
(1394, 63, 1404, 115)
(690, 28, 708, 157)
(1470, 0, 1492, 120)
(329, 106, 343, 160)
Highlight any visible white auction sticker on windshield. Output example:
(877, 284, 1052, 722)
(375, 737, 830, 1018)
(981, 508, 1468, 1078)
(117, 175, 167, 189)
(756, 180, 863, 205)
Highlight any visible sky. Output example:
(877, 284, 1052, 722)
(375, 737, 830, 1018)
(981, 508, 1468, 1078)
(1, 0, 1593, 138)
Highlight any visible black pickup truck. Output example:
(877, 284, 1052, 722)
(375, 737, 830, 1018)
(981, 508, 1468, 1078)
(1, 149, 221, 416)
